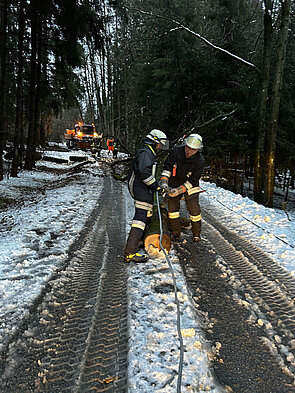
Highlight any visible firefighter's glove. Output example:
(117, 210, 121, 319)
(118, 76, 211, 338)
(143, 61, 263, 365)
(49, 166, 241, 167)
(156, 186, 167, 197)
(159, 178, 170, 192)
(169, 185, 186, 197)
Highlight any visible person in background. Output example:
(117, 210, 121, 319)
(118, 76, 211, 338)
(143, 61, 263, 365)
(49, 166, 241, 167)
(159, 134, 204, 242)
(97, 133, 103, 148)
(91, 134, 103, 158)
(113, 137, 120, 159)
(124, 129, 169, 263)
(107, 137, 114, 156)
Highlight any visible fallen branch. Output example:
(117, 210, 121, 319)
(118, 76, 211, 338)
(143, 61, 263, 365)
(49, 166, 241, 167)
(111, 158, 132, 181)
(130, 8, 260, 75)
(188, 110, 236, 133)
(170, 110, 236, 145)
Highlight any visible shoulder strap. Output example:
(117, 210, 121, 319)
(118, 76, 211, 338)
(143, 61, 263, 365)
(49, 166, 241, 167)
(144, 144, 156, 156)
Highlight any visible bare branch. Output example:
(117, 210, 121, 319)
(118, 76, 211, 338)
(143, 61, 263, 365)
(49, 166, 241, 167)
(189, 110, 237, 134)
(171, 110, 236, 144)
(131, 8, 260, 75)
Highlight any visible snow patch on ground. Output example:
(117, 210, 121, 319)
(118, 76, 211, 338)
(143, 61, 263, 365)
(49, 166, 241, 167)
(124, 187, 225, 392)
(200, 180, 295, 274)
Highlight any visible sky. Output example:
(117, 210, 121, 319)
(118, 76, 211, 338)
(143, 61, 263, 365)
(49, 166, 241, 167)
(0, 146, 294, 392)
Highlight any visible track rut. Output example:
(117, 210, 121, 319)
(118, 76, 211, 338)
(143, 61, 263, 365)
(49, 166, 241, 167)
(0, 177, 128, 393)
(175, 207, 295, 392)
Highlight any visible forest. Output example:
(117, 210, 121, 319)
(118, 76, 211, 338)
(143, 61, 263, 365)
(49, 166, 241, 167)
(0, 0, 294, 207)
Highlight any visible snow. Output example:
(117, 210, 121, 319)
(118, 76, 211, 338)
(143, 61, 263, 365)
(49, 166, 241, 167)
(200, 182, 295, 273)
(127, 253, 222, 392)
(125, 188, 224, 392)
(0, 146, 295, 392)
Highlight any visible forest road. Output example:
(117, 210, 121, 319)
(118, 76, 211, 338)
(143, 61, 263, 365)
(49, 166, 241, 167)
(0, 176, 129, 393)
(1, 170, 295, 393)
(175, 207, 295, 393)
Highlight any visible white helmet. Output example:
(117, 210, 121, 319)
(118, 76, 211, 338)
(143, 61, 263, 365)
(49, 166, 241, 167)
(146, 129, 169, 149)
(185, 134, 203, 150)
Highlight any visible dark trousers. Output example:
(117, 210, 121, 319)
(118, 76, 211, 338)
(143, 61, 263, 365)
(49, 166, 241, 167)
(124, 201, 152, 256)
(168, 193, 201, 236)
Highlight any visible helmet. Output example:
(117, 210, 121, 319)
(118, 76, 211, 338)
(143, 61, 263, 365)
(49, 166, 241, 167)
(146, 129, 169, 149)
(185, 134, 203, 150)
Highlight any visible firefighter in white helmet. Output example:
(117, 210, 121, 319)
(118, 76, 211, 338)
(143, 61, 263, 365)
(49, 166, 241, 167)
(124, 129, 169, 263)
(159, 133, 204, 242)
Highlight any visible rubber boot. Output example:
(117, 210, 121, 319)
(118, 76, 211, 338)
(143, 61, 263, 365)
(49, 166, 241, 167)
(124, 252, 148, 263)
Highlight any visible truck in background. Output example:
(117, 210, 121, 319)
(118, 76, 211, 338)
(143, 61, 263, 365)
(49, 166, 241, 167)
(65, 122, 102, 150)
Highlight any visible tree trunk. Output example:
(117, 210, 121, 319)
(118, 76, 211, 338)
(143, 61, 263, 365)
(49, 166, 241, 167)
(253, 0, 273, 204)
(34, 11, 42, 147)
(86, 42, 104, 128)
(0, 0, 8, 180)
(83, 60, 94, 122)
(283, 167, 288, 192)
(11, 0, 26, 177)
(284, 173, 290, 203)
(263, 0, 291, 207)
(24, 0, 38, 170)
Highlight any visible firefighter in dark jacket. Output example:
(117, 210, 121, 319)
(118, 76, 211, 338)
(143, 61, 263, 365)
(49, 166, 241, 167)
(113, 137, 120, 159)
(160, 134, 204, 242)
(124, 129, 169, 263)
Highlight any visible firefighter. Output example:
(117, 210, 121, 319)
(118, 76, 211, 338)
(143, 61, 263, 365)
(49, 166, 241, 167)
(91, 140, 96, 157)
(97, 133, 103, 148)
(113, 137, 120, 159)
(124, 129, 169, 263)
(107, 137, 114, 156)
(159, 134, 205, 242)
(91, 135, 102, 157)
(91, 140, 98, 157)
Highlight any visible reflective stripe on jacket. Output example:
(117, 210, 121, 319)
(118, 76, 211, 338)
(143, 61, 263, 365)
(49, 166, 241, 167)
(161, 145, 204, 191)
(127, 144, 158, 203)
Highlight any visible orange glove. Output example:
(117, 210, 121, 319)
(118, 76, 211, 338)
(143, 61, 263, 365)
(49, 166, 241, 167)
(168, 185, 186, 197)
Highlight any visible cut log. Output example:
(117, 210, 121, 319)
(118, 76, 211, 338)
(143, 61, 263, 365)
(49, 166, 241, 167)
(69, 155, 88, 162)
(42, 155, 68, 164)
(144, 206, 171, 257)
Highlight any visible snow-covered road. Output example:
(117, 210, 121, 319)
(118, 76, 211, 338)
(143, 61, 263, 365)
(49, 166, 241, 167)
(0, 146, 294, 392)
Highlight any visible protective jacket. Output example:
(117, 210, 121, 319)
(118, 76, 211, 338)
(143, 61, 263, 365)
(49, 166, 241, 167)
(161, 145, 204, 194)
(107, 138, 114, 146)
(127, 143, 158, 204)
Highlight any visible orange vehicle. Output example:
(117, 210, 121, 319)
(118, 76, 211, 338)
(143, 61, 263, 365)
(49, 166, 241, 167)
(65, 122, 100, 149)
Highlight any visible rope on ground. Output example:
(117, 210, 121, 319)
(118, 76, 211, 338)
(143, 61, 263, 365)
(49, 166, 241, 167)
(156, 191, 184, 393)
(206, 191, 295, 249)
